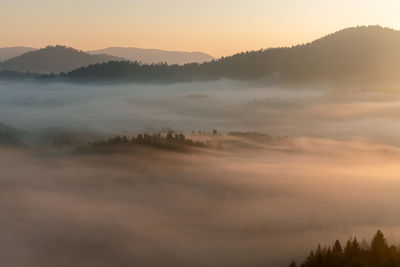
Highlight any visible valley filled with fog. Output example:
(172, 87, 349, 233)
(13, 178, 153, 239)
(2, 80, 400, 267)
(2, 80, 400, 144)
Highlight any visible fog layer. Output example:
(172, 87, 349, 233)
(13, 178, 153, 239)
(2, 141, 400, 267)
(2, 80, 400, 145)
(1, 80, 400, 266)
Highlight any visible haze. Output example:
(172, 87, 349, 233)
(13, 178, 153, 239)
(2, 80, 400, 266)
(3, 1, 400, 266)
(1, 0, 400, 57)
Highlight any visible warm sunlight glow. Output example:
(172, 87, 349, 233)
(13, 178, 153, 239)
(3, 1, 400, 267)
(1, 0, 400, 56)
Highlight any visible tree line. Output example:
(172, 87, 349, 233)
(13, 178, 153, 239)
(37, 26, 400, 84)
(3, 26, 400, 84)
(290, 230, 400, 267)
(88, 132, 206, 151)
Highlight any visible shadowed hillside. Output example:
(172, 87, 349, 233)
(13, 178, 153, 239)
(0, 45, 123, 74)
(61, 26, 400, 84)
(87, 47, 214, 65)
(206, 25, 400, 82)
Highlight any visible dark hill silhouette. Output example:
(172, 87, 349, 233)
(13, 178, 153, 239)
(87, 47, 214, 65)
(207, 25, 400, 82)
(0, 47, 36, 61)
(0, 45, 123, 74)
(61, 26, 400, 84)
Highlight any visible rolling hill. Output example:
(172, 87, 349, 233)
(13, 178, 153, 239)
(63, 26, 400, 84)
(0, 47, 36, 61)
(207, 25, 400, 82)
(87, 47, 214, 65)
(3, 25, 400, 84)
(0, 45, 123, 74)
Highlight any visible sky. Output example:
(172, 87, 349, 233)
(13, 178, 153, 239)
(1, 0, 400, 57)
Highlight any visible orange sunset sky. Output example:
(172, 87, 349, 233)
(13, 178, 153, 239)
(1, 0, 400, 57)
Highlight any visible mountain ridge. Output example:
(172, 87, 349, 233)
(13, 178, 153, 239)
(87, 47, 214, 65)
(0, 45, 123, 74)
(0, 47, 36, 61)
(64, 25, 400, 83)
(2, 25, 400, 84)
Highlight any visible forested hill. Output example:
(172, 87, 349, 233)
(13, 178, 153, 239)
(209, 25, 400, 82)
(0, 46, 122, 74)
(60, 26, 400, 83)
(0, 47, 36, 61)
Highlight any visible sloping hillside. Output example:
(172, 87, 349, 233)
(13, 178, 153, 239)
(204, 25, 400, 82)
(0, 45, 123, 74)
(0, 47, 36, 61)
(65, 26, 400, 83)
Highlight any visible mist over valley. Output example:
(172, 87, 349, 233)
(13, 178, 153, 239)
(2, 10, 400, 266)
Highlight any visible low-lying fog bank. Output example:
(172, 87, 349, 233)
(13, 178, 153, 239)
(2, 138, 400, 267)
(2, 80, 400, 266)
(1, 80, 400, 146)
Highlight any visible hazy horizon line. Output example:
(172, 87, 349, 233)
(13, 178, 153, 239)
(1, 24, 398, 59)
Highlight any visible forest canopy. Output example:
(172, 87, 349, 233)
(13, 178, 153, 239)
(291, 231, 400, 267)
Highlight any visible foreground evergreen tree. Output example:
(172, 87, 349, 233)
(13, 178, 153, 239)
(291, 231, 400, 267)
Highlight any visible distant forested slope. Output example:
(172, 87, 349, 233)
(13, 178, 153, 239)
(62, 26, 400, 83)
(0, 46, 123, 74)
(87, 47, 214, 65)
(3, 26, 400, 84)
(0, 47, 36, 61)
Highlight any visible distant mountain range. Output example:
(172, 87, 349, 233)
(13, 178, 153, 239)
(2, 26, 400, 83)
(0, 46, 215, 74)
(87, 47, 214, 65)
(0, 47, 36, 61)
(0, 46, 122, 74)
(64, 26, 400, 83)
